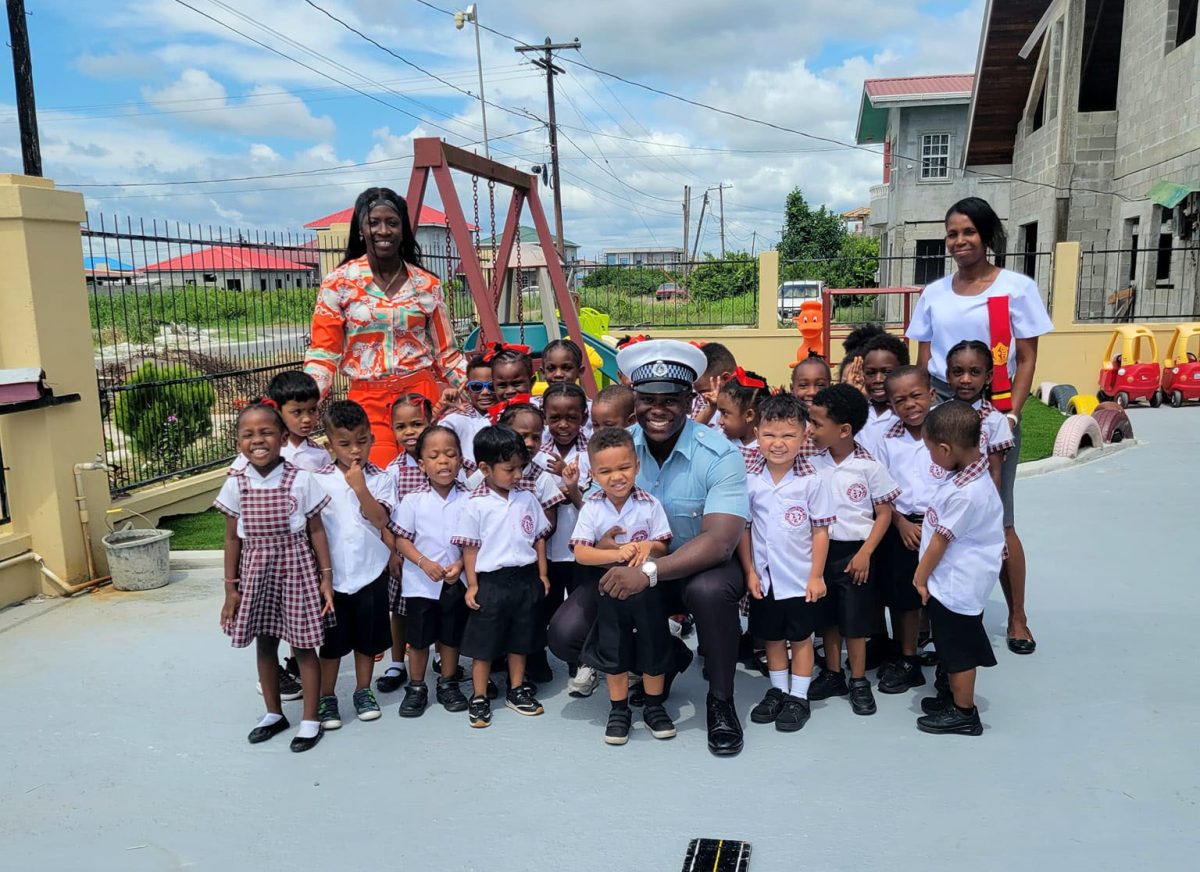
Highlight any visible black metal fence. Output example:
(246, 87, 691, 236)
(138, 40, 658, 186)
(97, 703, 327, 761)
(0, 439, 10, 525)
(574, 259, 759, 329)
(1077, 244, 1200, 322)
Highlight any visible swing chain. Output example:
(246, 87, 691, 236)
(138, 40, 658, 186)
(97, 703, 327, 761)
(444, 214, 454, 327)
(515, 220, 524, 346)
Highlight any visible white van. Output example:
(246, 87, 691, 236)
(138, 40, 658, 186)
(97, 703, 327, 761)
(777, 280, 823, 319)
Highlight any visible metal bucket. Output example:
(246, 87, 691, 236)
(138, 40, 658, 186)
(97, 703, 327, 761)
(102, 528, 174, 591)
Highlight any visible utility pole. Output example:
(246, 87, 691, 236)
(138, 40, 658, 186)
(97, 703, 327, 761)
(6, 0, 41, 176)
(515, 37, 580, 259)
(751, 230, 757, 257)
(691, 190, 709, 262)
(682, 185, 690, 264)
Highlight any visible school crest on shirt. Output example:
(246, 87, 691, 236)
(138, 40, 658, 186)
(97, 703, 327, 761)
(927, 507, 939, 528)
(846, 482, 868, 503)
(784, 505, 808, 527)
(288, 495, 299, 514)
(521, 514, 535, 536)
(929, 463, 946, 480)
(630, 529, 649, 542)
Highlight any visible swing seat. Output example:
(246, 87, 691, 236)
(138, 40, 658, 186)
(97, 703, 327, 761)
(463, 323, 621, 385)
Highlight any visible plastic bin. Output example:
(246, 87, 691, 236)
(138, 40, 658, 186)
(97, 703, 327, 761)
(103, 528, 173, 591)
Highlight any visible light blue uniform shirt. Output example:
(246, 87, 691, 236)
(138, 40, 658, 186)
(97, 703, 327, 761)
(631, 418, 749, 551)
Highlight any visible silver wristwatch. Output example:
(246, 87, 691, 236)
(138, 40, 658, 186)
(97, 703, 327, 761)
(640, 560, 658, 588)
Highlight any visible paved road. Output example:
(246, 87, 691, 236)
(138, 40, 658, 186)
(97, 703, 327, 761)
(1, 408, 1198, 871)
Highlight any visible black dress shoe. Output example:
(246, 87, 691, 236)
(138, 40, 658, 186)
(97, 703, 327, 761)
(289, 726, 324, 752)
(248, 716, 290, 744)
(917, 704, 982, 736)
(706, 693, 744, 757)
(1006, 636, 1036, 655)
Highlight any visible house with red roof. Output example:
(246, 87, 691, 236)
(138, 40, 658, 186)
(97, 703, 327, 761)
(142, 244, 316, 292)
(855, 72, 1011, 288)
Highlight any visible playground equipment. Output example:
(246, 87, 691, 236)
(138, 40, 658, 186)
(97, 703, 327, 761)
(1047, 384, 1078, 412)
(405, 138, 598, 396)
(1096, 326, 1161, 408)
(789, 299, 824, 368)
(1092, 407, 1134, 443)
(1066, 394, 1099, 416)
(1052, 414, 1103, 459)
(1161, 323, 1200, 407)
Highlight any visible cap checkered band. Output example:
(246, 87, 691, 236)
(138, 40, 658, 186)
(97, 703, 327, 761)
(631, 359, 697, 385)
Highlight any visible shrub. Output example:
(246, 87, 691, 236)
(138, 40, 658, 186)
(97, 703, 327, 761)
(113, 361, 216, 460)
(580, 265, 670, 296)
(687, 252, 757, 301)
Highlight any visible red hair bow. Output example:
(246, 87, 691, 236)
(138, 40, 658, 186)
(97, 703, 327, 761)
(480, 341, 532, 363)
(260, 398, 279, 409)
(487, 393, 534, 423)
(689, 340, 707, 349)
(617, 334, 650, 349)
(733, 367, 767, 389)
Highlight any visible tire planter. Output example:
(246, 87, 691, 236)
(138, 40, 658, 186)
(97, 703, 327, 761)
(1095, 401, 1123, 413)
(1066, 394, 1099, 416)
(1048, 384, 1079, 413)
(1092, 408, 1133, 444)
(1052, 414, 1102, 459)
(1038, 381, 1059, 403)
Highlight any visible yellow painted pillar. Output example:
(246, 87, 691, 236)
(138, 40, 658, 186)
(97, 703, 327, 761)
(0, 174, 111, 596)
(1049, 241, 1082, 330)
(315, 222, 351, 279)
(757, 250, 780, 330)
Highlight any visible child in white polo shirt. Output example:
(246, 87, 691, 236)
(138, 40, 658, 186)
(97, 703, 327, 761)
(453, 426, 552, 729)
(944, 340, 1015, 484)
(873, 365, 943, 694)
(913, 401, 1004, 736)
(310, 401, 395, 731)
(807, 384, 900, 717)
(858, 333, 907, 456)
(440, 353, 495, 471)
(738, 394, 835, 734)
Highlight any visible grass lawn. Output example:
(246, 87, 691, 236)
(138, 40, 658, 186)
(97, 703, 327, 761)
(161, 508, 226, 550)
(1019, 396, 1067, 462)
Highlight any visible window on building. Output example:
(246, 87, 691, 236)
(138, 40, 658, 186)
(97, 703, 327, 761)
(1123, 217, 1140, 285)
(914, 239, 947, 284)
(203, 272, 217, 284)
(276, 279, 283, 289)
(1019, 222, 1039, 279)
(1156, 232, 1173, 284)
(226, 278, 243, 291)
(1031, 85, 1046, 131)
(920, 134, 950, 180)
(1174, 0, 1198, 48)
(1079, 0, 1124, 111)
(1047, 20, 1063, 121)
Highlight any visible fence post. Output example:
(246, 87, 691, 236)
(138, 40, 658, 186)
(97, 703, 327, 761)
(0, 174, 111, 599)
(1049, 241, 1082, 330)
(757, 250, 780, 330)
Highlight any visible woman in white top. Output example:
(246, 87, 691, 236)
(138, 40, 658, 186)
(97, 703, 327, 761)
(907, 197, 1053, 656)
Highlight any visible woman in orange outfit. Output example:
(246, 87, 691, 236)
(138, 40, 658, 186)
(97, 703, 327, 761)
(304, 187, 466, 466)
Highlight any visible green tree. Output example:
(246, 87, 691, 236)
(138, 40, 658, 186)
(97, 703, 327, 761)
(687, 251, 756, 301)
(822, 234, 880, 289)
(778, 187, 847, 267)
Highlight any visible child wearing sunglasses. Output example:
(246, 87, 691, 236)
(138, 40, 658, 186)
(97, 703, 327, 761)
(441, 354, 496, 471)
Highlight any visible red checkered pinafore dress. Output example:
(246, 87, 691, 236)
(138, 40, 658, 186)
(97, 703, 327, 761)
(225, 464, 331, 649)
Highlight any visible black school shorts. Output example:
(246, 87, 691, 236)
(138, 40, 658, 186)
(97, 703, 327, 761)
(877, 517, 924, 612)
(748, 586, 822, 643)
(819, 539, 876, 638)
(581, 582, 673, 676)
(927, 595, 997, 673)
(319, 572, 392, 660)
(405, 582, 469, 650)
(459, 564, 544, 661)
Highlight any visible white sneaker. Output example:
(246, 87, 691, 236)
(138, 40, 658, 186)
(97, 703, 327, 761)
(668, 617, 683, 638)
(567, 664, 599, 698)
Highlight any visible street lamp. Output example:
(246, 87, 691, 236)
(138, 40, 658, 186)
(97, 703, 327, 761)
(454, 4, 489, 158)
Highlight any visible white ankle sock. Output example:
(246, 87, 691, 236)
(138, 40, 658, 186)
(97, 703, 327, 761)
(789, 673, 812, 699)
(769, 669, 789, 691)
(384, 662, 405, 676)
(257, 712, 283, 728)
(297, 719, 320, 739)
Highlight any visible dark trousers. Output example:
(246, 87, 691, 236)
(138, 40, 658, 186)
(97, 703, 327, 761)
(547, 559, 744, 701)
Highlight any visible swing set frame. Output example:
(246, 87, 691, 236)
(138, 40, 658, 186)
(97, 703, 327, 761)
(404, 137, 599, 397)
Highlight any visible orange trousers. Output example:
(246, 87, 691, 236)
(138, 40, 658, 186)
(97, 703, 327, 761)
(349, 372, 441, 467)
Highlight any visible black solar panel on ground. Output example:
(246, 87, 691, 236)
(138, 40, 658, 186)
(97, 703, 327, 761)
(682, 838, 751, 872)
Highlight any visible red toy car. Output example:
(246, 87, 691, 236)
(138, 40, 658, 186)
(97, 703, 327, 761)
(1097, 326, 1162, 408)
(1161, 323, 1200, 407)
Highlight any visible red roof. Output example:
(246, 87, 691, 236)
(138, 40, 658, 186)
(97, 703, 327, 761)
(143, 245, 310, 273)
(864, 75, 974, 100)
(304, 204, 477, 231)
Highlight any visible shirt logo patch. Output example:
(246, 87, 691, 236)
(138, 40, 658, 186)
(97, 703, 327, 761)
(288, 495, 299, 515)
(927, 507, 939, 528)
(520, 514, 535, 536)
(784, 505, 808, 527)
(630, 529, 649, 542)
(929, 463, 946, 480)
(846, 482, 868, 503)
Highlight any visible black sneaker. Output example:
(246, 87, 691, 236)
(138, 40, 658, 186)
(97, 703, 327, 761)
(678, 615, 695, 638)
(920, 690, 954, 715)
(808, 669, 849, 700)
(278, 666, 303, 701)
(376, 665, 408, 694)
(505, 683, 544, 716)
(353, 688, 382, 721)
(643, 703, 677, 739)
(398, 682, 429, 718)
(433, 659, 469, 683)
(436, 676, 469, 712)
(875, 657, 900, 681)
(468, 694, 491, 728)
(775, 696, 812, 733)
(705, 694, 744, 756)
(878, 657, 926, 694)
(917, 704, 983, 736)
(749, 687, 788, 724)
(525, 649, 554, 685)
(317, 694, 342, 730)
(604, 707, 632, 745)
(486, 678, 499, 700)
(284, 656, 301, 680)
(848, 677, 877, 716)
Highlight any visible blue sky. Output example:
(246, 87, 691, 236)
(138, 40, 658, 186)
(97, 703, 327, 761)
(0, 0, 983, 256)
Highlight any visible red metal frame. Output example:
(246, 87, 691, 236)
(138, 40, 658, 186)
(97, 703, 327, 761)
(405, 138, 598, 397)
(820, 286, 922, 359)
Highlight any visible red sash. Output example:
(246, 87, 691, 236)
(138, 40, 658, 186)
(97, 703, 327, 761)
(986, 295, 1013, 412)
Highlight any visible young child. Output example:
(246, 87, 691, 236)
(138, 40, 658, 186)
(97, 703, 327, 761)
(738, 394, 834, 733)
(571, 427, 676, 745)
(790, 351, 832, 411)
(389, 425, 471, 717)
(807, 384, 899, 716)
(944, 339, 1015, 487)
(441, 354, 495, 472)
(691, 342, 736, 428)
(377, 393, 436, 695)
(215, 399, 333, 753)
(487, 344, 536, 403)
(872, 365, 943, 694)
(453, 426, 552, 728)
(913, 401, 1004, 736)
(859, 333, 909, 455)
(838, 323, 886, 394)
(311, 401, 396, 730)
(614, 334, 653, 385)
(591, 383, 636, 430)
(540, 338, 593, 437)
(714, 367, 768, 450)
(535, 382, 592, 688)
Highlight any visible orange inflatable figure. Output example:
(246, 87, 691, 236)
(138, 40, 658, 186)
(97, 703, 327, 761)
(789, 300, 824, 368)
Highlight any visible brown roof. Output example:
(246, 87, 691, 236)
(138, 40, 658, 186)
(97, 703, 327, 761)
(863, 75, 974, 100)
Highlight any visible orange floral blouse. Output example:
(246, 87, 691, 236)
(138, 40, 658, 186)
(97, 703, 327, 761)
(303, 256, 467, 398)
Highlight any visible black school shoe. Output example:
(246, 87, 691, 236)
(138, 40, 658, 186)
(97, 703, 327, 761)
(289, 726, 324, 753)
(705, 694, 744, 756)
(505, 683, 544, 716)
(878, 657, 926, 694)
(398, 682, 429, 718)
(247, 716, 290, 744)
(605, 707, 632, 745)
(643, 703, 677, 740)
(436, 676, 469, 712)
(750, 687, 788, 724)
(376, 665, 408, 694)
(917, 705, 983, 736)
(920, 690, 954, 715)
(775, 697, 812, 733)
(848, 677, 877, 716)
(808, 669, 849, 701)
(468, 694, 492, 728)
